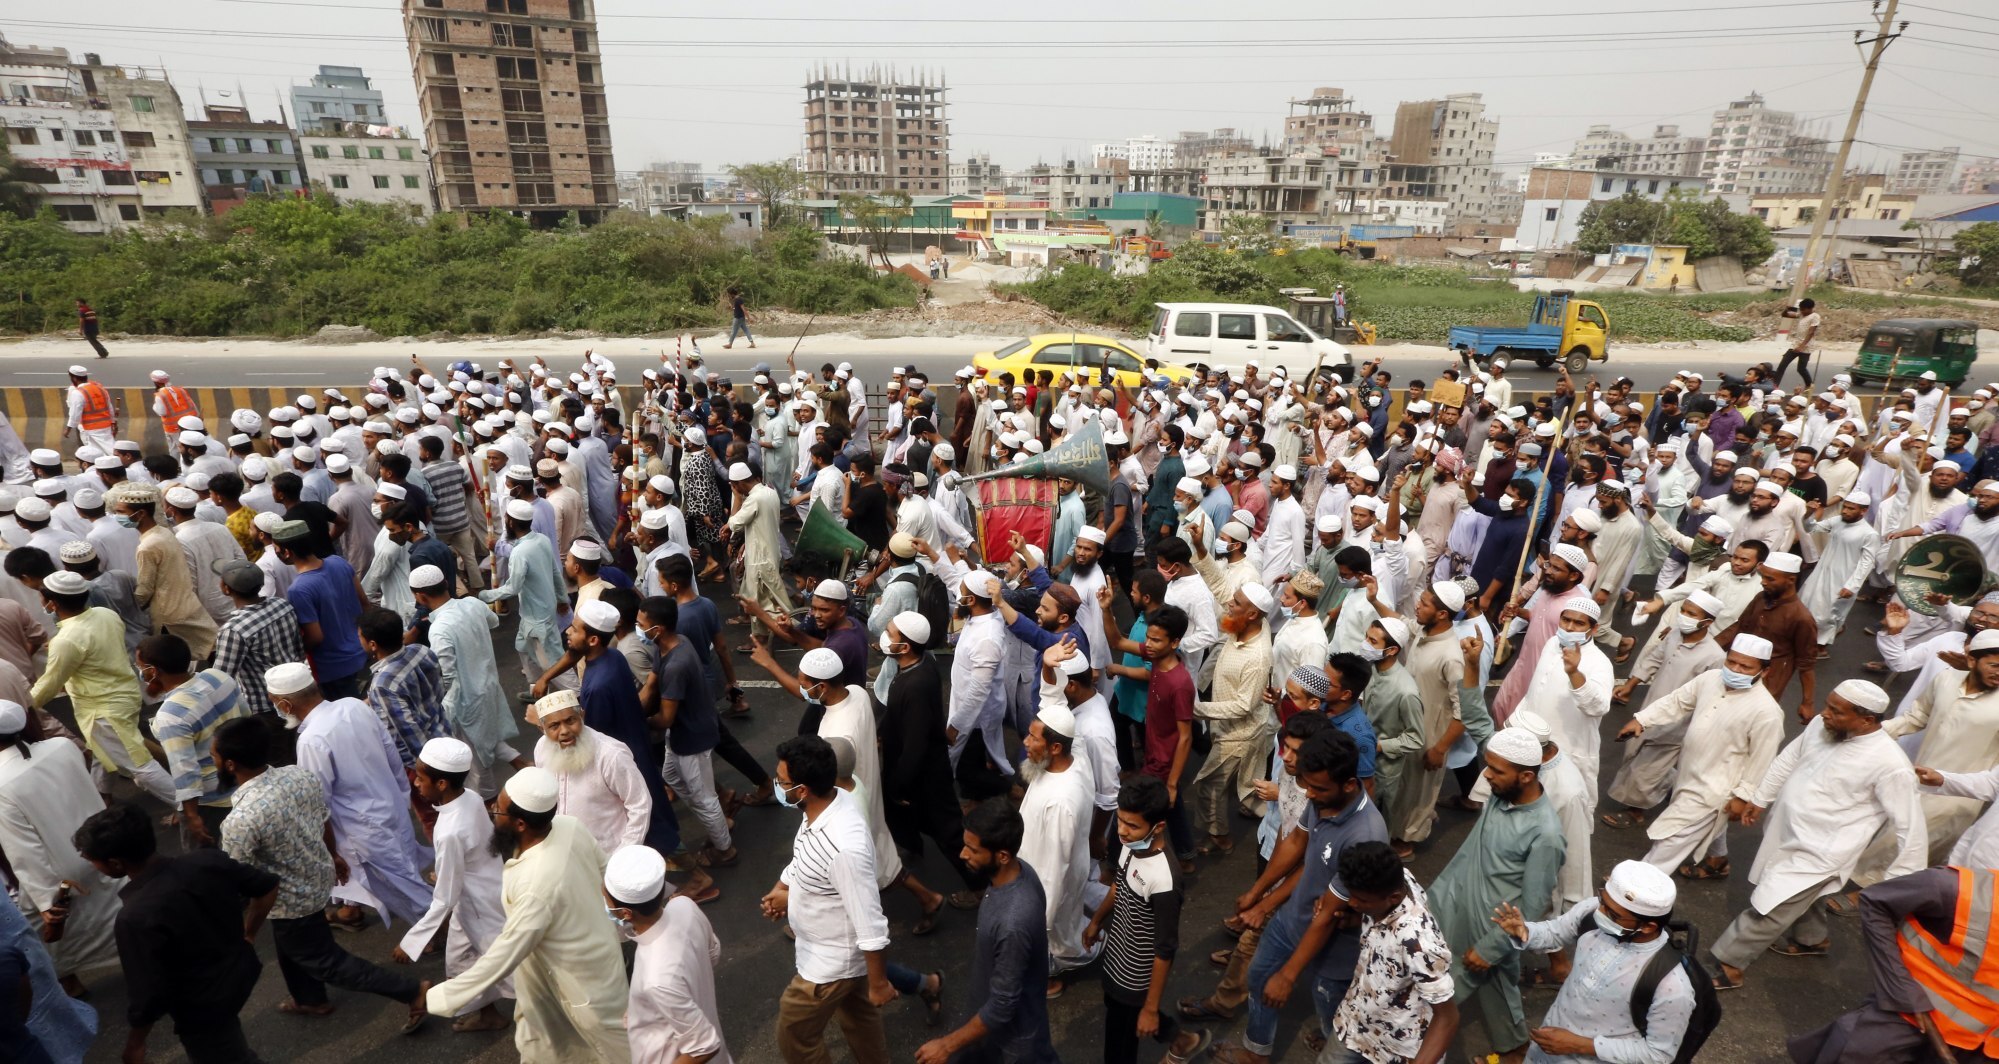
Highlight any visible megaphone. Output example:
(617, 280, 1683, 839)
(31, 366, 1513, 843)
(1895, 533, 1999, 616)
(959, 420, 1112, 495)
(791, 500, 868, 577)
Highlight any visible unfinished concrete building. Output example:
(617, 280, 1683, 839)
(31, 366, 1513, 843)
(802, 65, 948, 197)
(402, 0, 616, 224)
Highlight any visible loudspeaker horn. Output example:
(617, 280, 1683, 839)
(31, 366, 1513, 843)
(958, 420, 1112, 495)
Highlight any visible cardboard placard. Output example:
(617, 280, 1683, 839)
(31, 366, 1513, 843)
(1429, 378, 1469, 410)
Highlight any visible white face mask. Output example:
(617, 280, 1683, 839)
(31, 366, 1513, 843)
(878, 633, 903, 656)
(1497, 495, 1517, 512)
(1556, 628, 1591, 648)
(1675, 616, 1705, 635)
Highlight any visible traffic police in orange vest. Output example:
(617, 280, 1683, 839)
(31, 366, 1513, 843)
(149, 370, 200, 438)
(65, 364, 116, 451)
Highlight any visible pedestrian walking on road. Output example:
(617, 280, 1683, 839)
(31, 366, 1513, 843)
(723, 287, 755, 350)
(76, 299, 107, 359)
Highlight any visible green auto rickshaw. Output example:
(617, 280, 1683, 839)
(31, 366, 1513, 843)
(1846, 318, 1980, 387)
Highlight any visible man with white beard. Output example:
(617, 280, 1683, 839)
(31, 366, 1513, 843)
(1019, 659, 1101, 996)
(1518, 597, 1615, 799)
(529, 689, 652, 858)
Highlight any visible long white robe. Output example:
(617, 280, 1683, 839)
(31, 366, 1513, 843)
(397, 789, 511, 1013)
(1747, 719, 1925, 914)
(1540, 750, 1595, 908)
(1604, 631, 1728, 810)
(725, 483, 789, 622)
(1882, 671, 1999, 867)
(1633, 672, 1784, 853)
(0, 740, 119, 976)
(426, 814, 632, 1064)
(296, 696, 436, 927)
(1016, 750, 1099, 971)
(1798, 516, 1881, 644)
(537, 729, 652, 858)
(428, 597, 518, 771)
(817, 687, 903, 886)
(1522, 638, 1615, 799)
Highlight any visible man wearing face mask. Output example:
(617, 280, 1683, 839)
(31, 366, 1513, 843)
(1875, 629, 1999, 875)
(1467, 476, 1537, 618)
(1711, 679, 1922, 991)
(1189, 585, 1276, 857)
(1718, 550, 1819, 717)
(1602, 591, 1727, 821)
(1519, 597, 1615, 801)
(1884, 476, 1999, 560)
(1192, 519, 1257, 606)
(1799, 491, 1881, 650)
(603, 845, 729, 1063)
(1488, 544, 1591, 728)
(138, 632, 248, 849)
(565, 599, 681, 861)
(1384, 583, 1469, 854)
(874, 610, 981, 916)
(1267, 571, 1329, 693)
(1019, 676, 1102, 992)
(28, 568, 174, 805)
(415, 564, 520, 801)
(1489, 861, 1695, 1063)
(1142, 426, 1187, 548)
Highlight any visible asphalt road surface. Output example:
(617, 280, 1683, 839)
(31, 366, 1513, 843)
(59, 560, 1903, 1064)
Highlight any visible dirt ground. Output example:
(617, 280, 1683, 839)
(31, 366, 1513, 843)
(1714, 297, 1999, 341)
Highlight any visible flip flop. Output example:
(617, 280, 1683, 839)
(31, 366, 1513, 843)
(401, 981, 432, 1034)
(1162, 1028, 1213, 1064)
(684, 884, 722, 906)
(1824, 892, 1862, 916)
(1712, 973, 1746, 991)
(920, 971, 944, 1027)
(451, 1013, 511, 1033)
(1175, 996, 1235, 1022)
(1769, 940, 1830, 957)
(277, 1000, 336, 1016)
(1681, 859, 1730, 881)
(1600, 810, 1646, 829)
(1208, 947, 1234, 968)
(910, 901, 943, 937)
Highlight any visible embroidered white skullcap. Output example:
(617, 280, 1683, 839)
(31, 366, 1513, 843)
(800, 647, 844, 681)
(164, 486, 200, 510)
(58, 540, 95, 564)
(1569, 509, 1602, 533)
(812, 578, 849, 602)
(253, 511, 285, 533)
(13, 498, 49, 522)
(504, 766, 560, 813)
(1220, 520, 1251, 543)
(264, 662, 316, 696)
(1431, 581, 1467, 612)
(1549, 543, 1589, 572)
(576, 599, 621, 634)
(1764, 552, 1802, 574)
(1077, 525, 1107, 545)
(408, 564, 448, 591)
(964, 570, 1001, 601)
(43, 570, 88, 595)
(1832, 678, 1891, 715)
(1970, 629, 1999, 654)
(1563, 597, 1602, 622)
(1606, 860, 1677, 917)
(418, 736, 473, 774)
(1698, 514, 1732, 538)
(1510, 709, 1554, 743)
(1685, 590, 1723, 617)
(1842, 490, 1872, 508)
(1487, 727, 1543, 768)
(1037, 699, 1077, 735)
(505, 498, 536, 522)
(605, 845, 670, 905)
(1240, 583, 1274, 616)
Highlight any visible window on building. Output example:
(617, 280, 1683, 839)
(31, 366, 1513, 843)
(118, 204, 140, 221)
(352, 104, 370, 117)
(332, 175, 349, 189)
(102, 170, 135, 185)
(487, 0, 527, 11)
(272, 171, 291, 185)
(311, 145, 329, 158)
(342, 145, 360, 159)
(1600, 178, 1612, 193)
(312, 102, 327, 114)
(1544, 207, 1559, 221)
(373, 175, 390, 188)
(7, 128, 38, 146)
(52, 204, 97, 222)
(18, 167, 58, 184)
(136, 171, 169, 183)
(49, 128, 65, 142)
(403, 174, 420, 188)
(368, 146, 384, 159)
(397, 146, 414, 161)
(130, 95, 155, 113)
(213, 168, 235, 184)
(492, 22, 533, 47)
(236, 138, 254, 153)
(74, 129, 97, 146)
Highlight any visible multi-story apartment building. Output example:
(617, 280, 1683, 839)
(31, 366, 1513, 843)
(1702, 92, 1833, 195)
(801, 64, 948, 197)
(1283, 87, 1373, 156)
(291, 65, 389, 134)
(188, 105, 305, 215)
(404, 0, 617, 224)
(1515, 167, 1709, 249)
(1010, 160, 1125, 212)
(949, 152, 1005, 196)
(1959, 160, 1999, 196)
(1175, 127, 1253, 163)
(1385, 93, 1498, 225)
(1890, 148, 1959, 196)
(1749, 172, 1914, 230)
(300, 127, 432, 212)
(632, 161, 704, 211)
(1202, 153, 1325, 232)
(1, 38, 147, 232)
(1570, 123, 1706, 177)
(74, 56, 202, 217)
(1092, 134, 1176, 172)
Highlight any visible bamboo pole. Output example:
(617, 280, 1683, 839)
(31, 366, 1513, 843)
(1492, 398, 1578, 665)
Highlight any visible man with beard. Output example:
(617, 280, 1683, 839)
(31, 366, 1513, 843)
(1017, 674, 1101, 996)
(1488, 544, 1591, 728)
(1427, 727, 1565, 1064)
(1719, 551, 1820, 717)
(915, 799, 1056, 1064)
(0, 699, 122, 996)
(1066, 526, 1113, 680)
(1384, 584, 1467, 854)
(412, 564, 521, 800)
(1874, 591, 1999, 720)
(1800, 492, 1882, 649)
(425, 767, 633, 1061)
(1261, 464, 1308, 586)
(1467, 476, 1538, 617)
(1192, 519, 1258, 606)
(1690, 465, 1758, 544)
(1710, 680, 1923, 991)
(1879, 629, 1999, 870)
(567, 599, 681, 860)
(479, 499, 570, 695)
(1190, 585, 1276, 857)
(1602, 591, 1728, 825)
(1584, 480, 1644, 611)
(1873, 452, 1965, 626)
(1884, 476, 1999, 560)
(529, 689, 651, 856)
(875, 611, 981, 917)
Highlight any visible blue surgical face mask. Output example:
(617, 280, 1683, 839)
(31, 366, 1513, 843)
(604, 905, 634, 937)
(1355, 644, 1385, 663)
(113, 514, 138, 529)
(1123, 824, 1160, 853)
(775, 782, 802, 808)
(1556, 629, 1591, 649)
(1721, 667, 1758, 690)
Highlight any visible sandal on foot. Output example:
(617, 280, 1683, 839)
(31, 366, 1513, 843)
(1208, 947, 1234, 968)
(278, 1000, 336, 1016)
(1682, 859, 1730, 880)
(1303, 1027, 1327, 1053)
(1769, 939, 1830, 957)
(1175, 996, 1235, 1022)
(401, 981, 432, 1034)
(1824, 892, 1862, 916)
(683, 884, 722, 906)
(1712, 972, 1746, 991)
(910, 901, 943, 936)
(1600, 809, 1647, 829)
(1163, 1028, 1213, 1064)
(948, 889, 984, 911)
(1195, 838, 1234, 857)
(920, 971, 944, 1026)
(451, 1013, 510, 1033)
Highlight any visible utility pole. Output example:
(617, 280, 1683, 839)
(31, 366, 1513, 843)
(1787, 0, 1905, 306)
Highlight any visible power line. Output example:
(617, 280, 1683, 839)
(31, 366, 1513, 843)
(206, 0, 1852, 22)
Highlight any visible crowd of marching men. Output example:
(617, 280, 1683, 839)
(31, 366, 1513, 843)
(0, 348, 1996, 1064)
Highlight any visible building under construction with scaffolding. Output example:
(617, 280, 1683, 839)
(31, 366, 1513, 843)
(801, 64, 949, 198)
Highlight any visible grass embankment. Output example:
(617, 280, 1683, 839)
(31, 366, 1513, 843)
(0, 197, 919, 338)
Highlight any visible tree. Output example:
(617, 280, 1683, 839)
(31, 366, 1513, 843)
(1901, 217, 1955, 274)
(0, 147, 40, 220)
(839, 190, 912, 269)
(1952, 221, 1999, 288)
(1217, 212, 1284, 255)
(728, 161, 805, 229)
(1573, 191, 1669, 255)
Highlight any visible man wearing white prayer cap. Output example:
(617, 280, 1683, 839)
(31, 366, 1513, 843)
(1718, 548, 1819, 710)
(604, 843, 730, 1063)
(1185, 576, 1279, 857)
(1708, 674, 1920, 991)
(723, 448, 789, 643)
(1018, 639, 1104, 982)
(401, 735, 511, 1032)
(424, 763, 634, 1061)
(1874, 628, 1999, 880)
(1798, 488, 1883, 648)
(561, 593, 689, 876)
(1428, 723, 1567, 1061)
(1603, 585, 1731, 820)
(528, 685, 653, 859)
(1515, 590, 1616, 799)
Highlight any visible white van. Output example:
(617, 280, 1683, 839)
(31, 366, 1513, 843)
(1145, 302, 1351, 376)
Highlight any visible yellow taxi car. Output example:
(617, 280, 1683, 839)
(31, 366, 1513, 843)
(972, 333, 1199, 391)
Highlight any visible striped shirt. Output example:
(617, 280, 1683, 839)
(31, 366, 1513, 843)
(779, 788, 890, 984)
(212, 597, 306, 718)
(365, 643, 451, 769)
(422, 458, 472, 535)
(154, 669, 249, 806)
(1100, 844, 1183, 1004)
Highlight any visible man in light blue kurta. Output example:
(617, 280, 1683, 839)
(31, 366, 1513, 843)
(424, 591, 522, 799)
(575, 427, 619, 543)
(1049, 482, 1085, 577)
(478, 509, 570, 692)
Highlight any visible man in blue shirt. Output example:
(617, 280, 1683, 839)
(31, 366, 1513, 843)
(273, 520, 369, 699)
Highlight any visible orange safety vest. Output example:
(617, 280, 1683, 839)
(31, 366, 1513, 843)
(1898, 865, 1999, 1056)
(77, 381, 115, 432)
(156, 384, 198, 428)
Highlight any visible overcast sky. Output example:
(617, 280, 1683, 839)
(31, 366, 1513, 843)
(8, 0, 1996, 182)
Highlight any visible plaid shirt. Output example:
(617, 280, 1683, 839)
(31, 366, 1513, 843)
(366, 643, 450, 769)
(422, 458, 472, 536)
(212, 597, 306, 718)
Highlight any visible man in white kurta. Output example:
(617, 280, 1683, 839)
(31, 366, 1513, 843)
(1798, 494, 1882, 645)
(604, 846, 731, 1064)
(798, 648, 903, 888)
(399, 737, 510, 1027)
(0, 702, 120, 983)
(1605, 591, 1730, 816)
(426, 768, 632, 1063)
(1879, 630, 1999, 867)
(1020, 690, 1100, 976)
(1519, 598, 1615, 799)
(723, 470, 791, 635)
(1710, 679, 1925, 986)
(282, 672, 436, 928)
(1505, 710, 1596, 915)
(530, 691, 651, 858)
(1623, 636, 1785, 875)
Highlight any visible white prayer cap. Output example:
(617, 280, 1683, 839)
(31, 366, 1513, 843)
(1510, 710, 1555, 744)
(44, 571, 88, 596)
(505, 499, 536, 522)
(377, 482, 408, 500)
(164, 486, 201, 510)
(264, 662, 316, 696)
(72, 487, 102, 509)
(13, 498, 49, 522)
(890, 611, 931, 647)
(184, 472, 212, 492)
(28, 448, 59, 466)
(545, 438, 571, 457)
(177, 430, 207, 447)
(683, 426, 707, 447)
(1569, 509, 1603, 534)
(1220, 520, 1251, 544)
(1037, 699, 1077, 735)
(1487, 727, 1543, 768)
(1273, 463, 1299, 482)
(324, 454, 351, 475)
(250, 511, 283, 535)
(1549, 543, 1589, 573)
(233, 409, 264, 434)
(1376, 615, 1411, 650)
(1431, 581, 1467, 612)
(1685, 590, 1723, 617)
(812, 578, 849, 602)
(569, 539, 604, 561)
(1753, 479, 1782, 496)
(1182, 455, 1211, 478)
(640, 507, 672, 531)
(0, 700, 23, 735)
(576, 599, 620, 635)
(531, 689, 580, 721)
(1238, 450, 1264, 469)
(1713, 450, 1738, 465)
(1240, 583, 1274, 616)
(1023, 440, 1045, 455)
(408, 564, 448, 591)
(605, 845, 670, 905)
(1023, 545, 1046, 569)
(1533, 421, 1557, 438)
(933, 442, 957, 463)
(1563, 598, 1602, 622)
(418, 736, 473, 774)
(1764, 552, 1803, 574)
(1970, 629, 1999, 654)
(1350, 496, 1384, 516)
(59, 540, 95, 565)
(1176, 477, 1204, 496)
(95, 454, 125, 471)
(1935, 459, 1963, 474)
(1606, 860, 1677, 918)
(1353, 466, 1380, 484)
(1077, 525, 1107, 545)
(1698, 515, 1732, 538)
(291, 445, 316, 464)
(728, 462, 753, 482)
(800, 647, 844, 681)
(1831, 678, 1891, 716)
(504, 767, 560, 814)
(1843, 490, 1872, 508)
(1731, 633, 1773, 660)
(1316, 514, 1340, 534)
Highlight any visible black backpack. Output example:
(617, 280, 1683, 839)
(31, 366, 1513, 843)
(892, 569, 951, 650)
(1623, 918, 1722, 1064)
